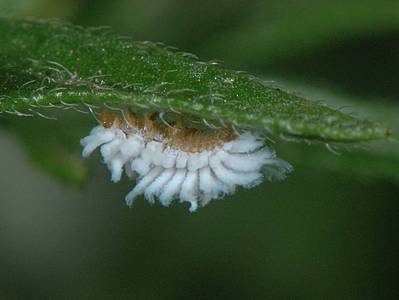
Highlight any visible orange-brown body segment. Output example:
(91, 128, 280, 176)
(99, 111, 235, 152)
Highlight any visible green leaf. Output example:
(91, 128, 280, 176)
(196, 1, 399, 100)
(0, 19, 390, 142)
(273, 81, 399, 183)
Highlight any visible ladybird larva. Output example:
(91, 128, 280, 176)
(81, 111, 292, 211)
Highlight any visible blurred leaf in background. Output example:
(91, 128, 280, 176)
(68, 0, 399, 99)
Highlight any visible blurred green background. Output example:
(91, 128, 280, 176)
(0, 1, 398, 299)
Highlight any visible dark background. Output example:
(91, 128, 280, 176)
(0, 1, 398, 299)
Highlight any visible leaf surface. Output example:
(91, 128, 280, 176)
(0, 19, 390, 142)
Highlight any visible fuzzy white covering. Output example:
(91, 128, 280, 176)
(81, 125, 292, 211)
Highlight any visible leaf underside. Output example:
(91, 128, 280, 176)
(0, 18, 390, 142)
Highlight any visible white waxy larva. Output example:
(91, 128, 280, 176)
(199, 167, 232, 203)
(159, 169, 187, 206)
(125, 166, 164, 206)
(175, 152, 188, 169)
(179, 171, 199, 212)
(144, 168, 175, 203)
(222, 132, 263, 153)
(81, 128, 115, 158)
(100, 138, 122, 160)
(120, 136, 143, 157)
(130, 156, 151, 176)
(81, 114, 292, 212)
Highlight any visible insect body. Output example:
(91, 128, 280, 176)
(81, 111, 292, 211)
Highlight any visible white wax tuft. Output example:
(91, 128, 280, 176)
(81, 124, 292, 211)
